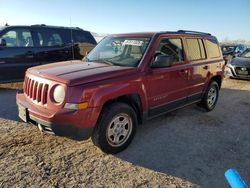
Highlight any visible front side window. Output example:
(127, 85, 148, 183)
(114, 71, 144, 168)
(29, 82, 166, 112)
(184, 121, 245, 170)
(152, 38, 184, 66)
(0, 28, 33, 47)
(86, 36, 151, 67)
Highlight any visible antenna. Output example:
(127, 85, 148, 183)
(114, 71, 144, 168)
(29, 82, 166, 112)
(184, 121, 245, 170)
(70, 17, 75, 60)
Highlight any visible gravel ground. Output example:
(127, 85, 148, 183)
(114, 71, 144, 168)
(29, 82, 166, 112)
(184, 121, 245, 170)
(0, 78, 250, 188)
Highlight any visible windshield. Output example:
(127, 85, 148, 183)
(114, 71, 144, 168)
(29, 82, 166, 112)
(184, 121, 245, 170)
(221, 45, 236, 53)
(85, 36, 151, 67)
(240, 49, 250, 58)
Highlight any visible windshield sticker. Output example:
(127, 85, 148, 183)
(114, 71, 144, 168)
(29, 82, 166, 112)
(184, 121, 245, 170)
(122, 40, 144, 46)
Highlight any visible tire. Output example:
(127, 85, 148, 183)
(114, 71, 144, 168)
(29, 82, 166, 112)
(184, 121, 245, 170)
(91, 102, 137, 154)
(200, 81, 219, 111)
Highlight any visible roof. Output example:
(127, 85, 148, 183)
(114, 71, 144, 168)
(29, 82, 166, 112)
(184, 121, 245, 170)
(111, 30, 216, 38)
(1, 24, 84, 31)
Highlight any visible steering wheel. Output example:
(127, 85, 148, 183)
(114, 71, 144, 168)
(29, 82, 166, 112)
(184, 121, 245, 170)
(154, 51, 165, 59)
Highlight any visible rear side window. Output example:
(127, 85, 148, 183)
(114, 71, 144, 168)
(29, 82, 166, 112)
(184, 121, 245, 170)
(186, 38, 206, 61)
(206, 39, 220, 58)
(73, 30, 96, 44)
(37, 28, 64, 47)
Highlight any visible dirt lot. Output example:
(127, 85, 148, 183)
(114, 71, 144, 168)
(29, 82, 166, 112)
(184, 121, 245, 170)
(0, 78, 250, 188)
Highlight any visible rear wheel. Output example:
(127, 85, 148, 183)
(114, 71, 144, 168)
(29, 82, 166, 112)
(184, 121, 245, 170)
(92, 102, 137, 154)
(200, 81, 219, 111)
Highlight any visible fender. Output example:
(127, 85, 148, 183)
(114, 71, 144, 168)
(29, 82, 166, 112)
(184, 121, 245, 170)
(202, 59, 224, 93)
(87, 78, 149, 113)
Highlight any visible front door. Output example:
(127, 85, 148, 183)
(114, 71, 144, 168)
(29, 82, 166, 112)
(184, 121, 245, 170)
(0, 27, 37, 82)
(146, 37, 189, 117)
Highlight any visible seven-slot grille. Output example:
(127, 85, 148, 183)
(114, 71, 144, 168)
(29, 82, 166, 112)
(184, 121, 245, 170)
(24, 76, 49, 105)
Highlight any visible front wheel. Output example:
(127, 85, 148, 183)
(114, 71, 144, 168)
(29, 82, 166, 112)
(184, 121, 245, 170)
(92, 102, 137, 154)
(200, 81, 219, 111)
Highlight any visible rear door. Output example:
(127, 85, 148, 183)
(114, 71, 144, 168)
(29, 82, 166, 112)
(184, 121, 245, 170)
(146, 37, 189, 117)
(34, 28, 71, 64)
(184, 38, 208, 102)
(0, 27, 36, 82)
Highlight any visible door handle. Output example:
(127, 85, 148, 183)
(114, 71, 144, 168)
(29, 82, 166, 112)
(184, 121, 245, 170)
(60, 50, 69, 53)
(26, 51, 34, 58)
(203, 65, 209, 70)
(179, 69, 188, 76)
(179, 69, 188, 74)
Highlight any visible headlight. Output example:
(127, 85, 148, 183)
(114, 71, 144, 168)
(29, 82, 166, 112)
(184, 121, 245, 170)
(53, 85, 65, 103)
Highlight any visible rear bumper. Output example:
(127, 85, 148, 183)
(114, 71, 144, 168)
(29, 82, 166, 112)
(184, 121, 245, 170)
(16, 91, 101, 140)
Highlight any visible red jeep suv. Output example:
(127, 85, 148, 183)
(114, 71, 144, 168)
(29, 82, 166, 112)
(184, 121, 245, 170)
(16, 30, 224, 153)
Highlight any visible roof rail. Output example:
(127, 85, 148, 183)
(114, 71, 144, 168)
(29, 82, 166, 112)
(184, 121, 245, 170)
(75, 27, 82, 30)
(31, 24, 46, 27)
(177, 30, 211, 36)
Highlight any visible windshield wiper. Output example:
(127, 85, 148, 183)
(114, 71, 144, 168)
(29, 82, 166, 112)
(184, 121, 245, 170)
(83, 58, 120, 66)
(83, 56, 89, 62)
(93, 59, 116, 66)
(100, 60, 114, 66)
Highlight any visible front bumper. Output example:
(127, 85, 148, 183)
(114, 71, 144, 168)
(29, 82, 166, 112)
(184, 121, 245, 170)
(16, 91, 101, 140)
(224, 65, 250, 80)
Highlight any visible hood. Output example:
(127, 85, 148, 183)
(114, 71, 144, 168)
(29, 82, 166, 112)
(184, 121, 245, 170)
(28, 60, 137, 86)
(230, 57, 250, 67)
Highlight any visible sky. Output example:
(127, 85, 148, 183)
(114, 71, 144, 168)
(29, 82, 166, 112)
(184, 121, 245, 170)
(0, 0, 250, 41)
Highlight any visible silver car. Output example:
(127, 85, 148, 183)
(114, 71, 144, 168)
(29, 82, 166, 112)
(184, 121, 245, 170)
(225, 49, 250, 79)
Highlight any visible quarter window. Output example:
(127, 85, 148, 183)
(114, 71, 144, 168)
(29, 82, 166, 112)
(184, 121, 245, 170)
(73, 30, 96, 44)
(206, 39, 220, 58)
(153, 38, 184, 66)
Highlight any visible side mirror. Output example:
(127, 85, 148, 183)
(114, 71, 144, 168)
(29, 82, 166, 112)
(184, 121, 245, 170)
(151, 55, 173, 68)
(0, 38, 6, 46)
